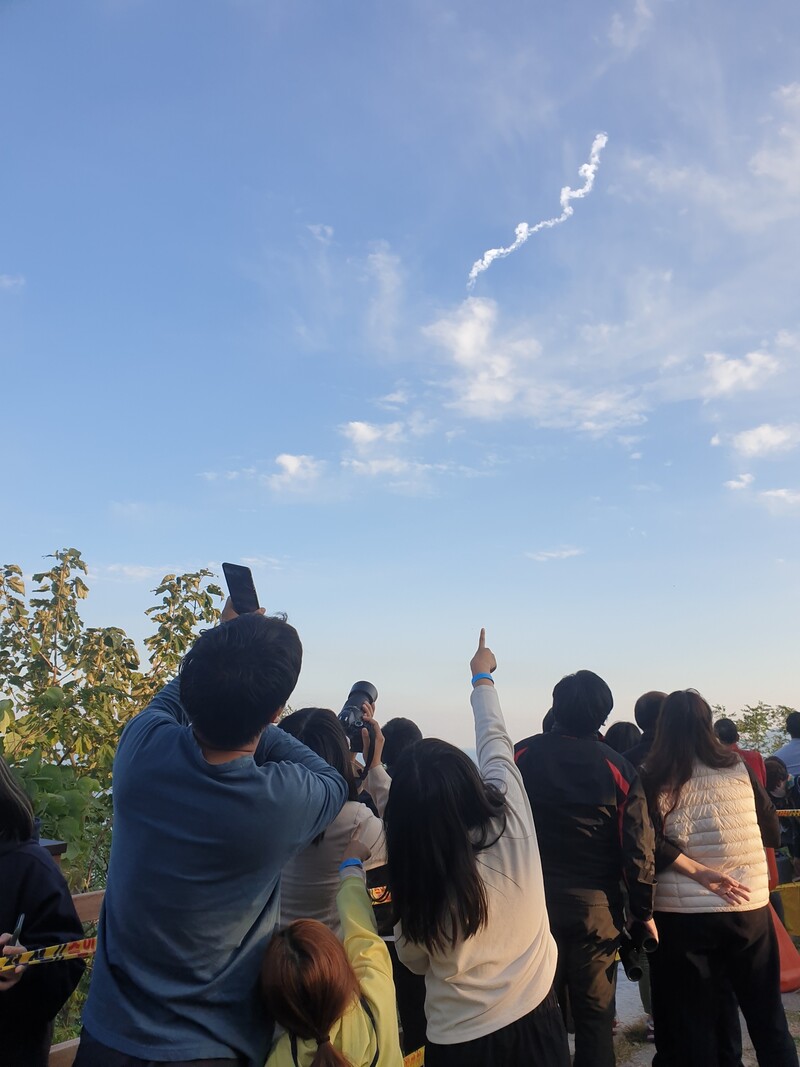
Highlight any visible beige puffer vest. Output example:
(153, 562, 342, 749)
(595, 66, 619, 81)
(655, 760, 768, 913)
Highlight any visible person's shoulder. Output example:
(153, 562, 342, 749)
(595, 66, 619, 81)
(514, 733, 547, 760)
(598, 743, 637, 780)
(0, 839, 69, 886)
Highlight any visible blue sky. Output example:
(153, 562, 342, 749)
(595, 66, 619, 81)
(2, 0, 799, 746)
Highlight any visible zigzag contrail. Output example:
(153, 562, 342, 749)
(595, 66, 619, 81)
(467, 133, 608, 289)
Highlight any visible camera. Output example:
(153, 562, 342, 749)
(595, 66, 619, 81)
(338, 681, 378, 754)
(618, 922, 658, 982)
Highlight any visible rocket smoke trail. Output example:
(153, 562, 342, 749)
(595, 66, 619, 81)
(467, 133, 608, 289)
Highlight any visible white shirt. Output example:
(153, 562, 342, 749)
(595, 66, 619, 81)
(280, 767, 390, 935)
(395, 685, 558, 1045)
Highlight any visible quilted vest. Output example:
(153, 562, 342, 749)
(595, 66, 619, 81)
(655, 760, 768, 913)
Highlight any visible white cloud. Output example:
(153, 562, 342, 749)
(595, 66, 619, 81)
(198, 467, 257, 482)
(630, 82, 800, 232)
(731, 423, 800, 457)
(608, 0, 653, 52)
(704, 351, 779, 396)
(340, 420, 405, 448)
(760, 488, 800, 506)
(104, 563, 171, 581)
(266, 453, 324, 490)
(240, 555, 283, 570)
(0, 274, 25, 290)
(364, 241, 403, 350)
(710, 434, 722, 447)
(526, 547, 584, 562)
(377, 387, 411, 409)
(424, 297, 647, 432)
(724, 474, 754, 490)
(110, 500, 149, 519)
(749, 84, 800, 191)
(307, 224, 334, 245)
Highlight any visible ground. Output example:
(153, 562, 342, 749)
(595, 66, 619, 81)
(608, 978, 800, 1066)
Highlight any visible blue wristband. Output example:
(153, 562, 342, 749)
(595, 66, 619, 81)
(471, 673, 494, 685)
(339, 858, 364, 871)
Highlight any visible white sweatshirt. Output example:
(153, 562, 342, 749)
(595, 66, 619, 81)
(395, 685, 558, 1045)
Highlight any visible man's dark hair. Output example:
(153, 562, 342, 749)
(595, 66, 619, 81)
(713, 718, 739, 746)
(787, 711, 800, 739)
(551, 670, 613, 737)
(765, 756, 789, 794)
(634, 691, 667, 732)
(381, 717, 423, 775)
(603, 721, 641, 754)
(179, 613, 302, 749)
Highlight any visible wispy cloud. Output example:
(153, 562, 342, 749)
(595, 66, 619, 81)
(731, 423, 800, 457)
(608, 0, 654, 53)
(526, 547, 585, 562)
(425, 297, 647, 433)
(104, 563, 173, 581)
(110, 500, 150, 519)
(704, 351, 779, 396)
(0, 274, 25, 290)
(724, 473, 754, 490)
(364, 241, 403, 351)
(307, 223, 334, 245)
(240, 555, 284, 570)
(266, 453, 324, 491)
(630, 82, 800, 232)
(341, 420, 405, 448)
(760, 488, 800, 507)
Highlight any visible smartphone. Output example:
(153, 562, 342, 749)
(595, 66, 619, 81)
(222, 563, 260, 615)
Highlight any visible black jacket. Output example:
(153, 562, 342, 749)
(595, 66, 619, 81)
(0, 839, 85, 1031)
(515, 728, 655, 921)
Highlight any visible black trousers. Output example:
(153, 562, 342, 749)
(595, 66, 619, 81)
(650, 907, 798, 1067)
(5, 1021, 53, 1067)
(425, 988, 570, 1067)
(549, 895, 620, 1067)
(73, 1028, 245, 1067)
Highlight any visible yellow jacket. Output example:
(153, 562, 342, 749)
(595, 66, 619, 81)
(266, 870, 404, 1067)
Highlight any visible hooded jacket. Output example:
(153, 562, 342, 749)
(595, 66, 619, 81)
(514, 727, 655, 921)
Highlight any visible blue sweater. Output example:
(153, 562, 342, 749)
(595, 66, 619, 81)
(82, 678, 347, 1065)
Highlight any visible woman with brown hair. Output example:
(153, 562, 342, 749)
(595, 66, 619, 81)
(261, 833, 402, 1067)
(643, 689, 797, 1066)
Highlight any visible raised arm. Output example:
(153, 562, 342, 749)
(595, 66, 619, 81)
(469, 629, 524, 794)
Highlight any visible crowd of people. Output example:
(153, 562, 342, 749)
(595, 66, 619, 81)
(1, 600, 799, 1067)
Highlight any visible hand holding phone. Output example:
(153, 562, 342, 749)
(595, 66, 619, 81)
(222, 563, 260, 616)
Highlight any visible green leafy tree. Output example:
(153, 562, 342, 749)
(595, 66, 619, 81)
(713, 701, 798, 755)
(0, 548, 223, 889)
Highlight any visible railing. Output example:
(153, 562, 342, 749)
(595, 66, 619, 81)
(47, 890, 425, 1066)
(48, 890, 104, 1067)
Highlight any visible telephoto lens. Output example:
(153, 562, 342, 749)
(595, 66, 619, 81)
(338, 682, 378, 753)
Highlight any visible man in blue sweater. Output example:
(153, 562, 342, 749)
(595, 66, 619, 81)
(75, 603, 348, 1067)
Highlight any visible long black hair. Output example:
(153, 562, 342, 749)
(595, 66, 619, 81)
(643, 690, 738, 813)
(384, 738, 507, 954)
(0, 756, 35, 842)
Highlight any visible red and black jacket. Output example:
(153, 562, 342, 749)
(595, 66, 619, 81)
(515, 728, 655, 921)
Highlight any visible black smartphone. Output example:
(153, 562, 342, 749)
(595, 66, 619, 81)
(222, 563, 260, 615)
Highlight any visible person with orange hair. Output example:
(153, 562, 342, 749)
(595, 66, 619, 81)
(261, 833, 402, 1067)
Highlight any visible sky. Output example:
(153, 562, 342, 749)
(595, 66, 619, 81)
(2, 0, 799, 747)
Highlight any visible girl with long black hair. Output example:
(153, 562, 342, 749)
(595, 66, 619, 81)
(384, 631, 569, 1067)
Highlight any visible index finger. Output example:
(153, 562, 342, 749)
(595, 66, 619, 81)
(478, 628, 486, 649)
